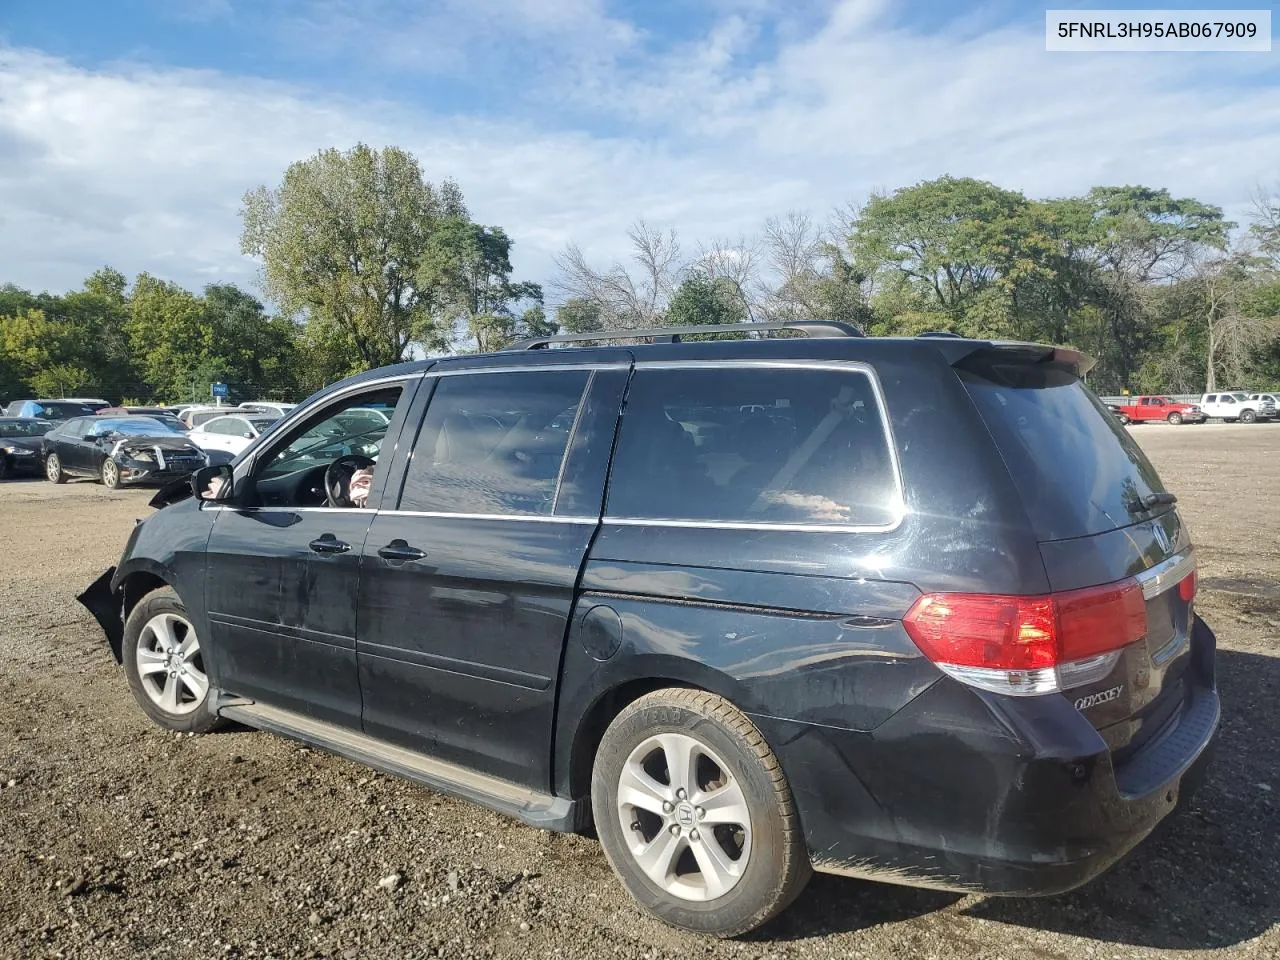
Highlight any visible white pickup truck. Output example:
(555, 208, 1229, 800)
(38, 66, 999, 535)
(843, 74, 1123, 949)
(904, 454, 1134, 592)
(1199, 391, 1277, 423)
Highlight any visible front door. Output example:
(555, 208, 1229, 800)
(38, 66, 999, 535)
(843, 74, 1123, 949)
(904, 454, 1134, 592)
(57, 419, 96, 473)
(203, 378, 420, 728)
(355, 365, 627, 789)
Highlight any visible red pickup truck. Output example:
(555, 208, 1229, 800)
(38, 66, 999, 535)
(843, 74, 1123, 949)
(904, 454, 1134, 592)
(1111, 396, 1205, 425)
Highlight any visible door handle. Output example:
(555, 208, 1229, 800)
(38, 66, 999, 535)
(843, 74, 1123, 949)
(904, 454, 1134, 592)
(309, 534, 350, 554)
(377, 539, 426, 562)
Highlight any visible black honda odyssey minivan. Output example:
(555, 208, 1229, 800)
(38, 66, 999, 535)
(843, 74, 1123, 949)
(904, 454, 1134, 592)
(81, 322, 1218, 936)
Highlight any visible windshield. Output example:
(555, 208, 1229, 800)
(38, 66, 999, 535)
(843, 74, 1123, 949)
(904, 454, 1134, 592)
(960, 365, 1167, 541)
(0, 420, 51, 438)
(93, 417, 185, 437)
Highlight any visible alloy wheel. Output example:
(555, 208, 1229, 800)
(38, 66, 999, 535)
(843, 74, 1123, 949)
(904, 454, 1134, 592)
(615, 732, 752, 902)
(102, 459, 119, 488)
(46, 455, 60, 481)
(135, 613, 209, 715)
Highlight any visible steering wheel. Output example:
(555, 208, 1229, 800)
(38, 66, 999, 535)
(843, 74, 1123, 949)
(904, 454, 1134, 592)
(325, 454, 376, 508)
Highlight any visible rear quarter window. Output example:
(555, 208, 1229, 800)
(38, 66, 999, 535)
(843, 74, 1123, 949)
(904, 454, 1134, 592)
(606, 365, 902, 528)
(959, 366, 1167, 541)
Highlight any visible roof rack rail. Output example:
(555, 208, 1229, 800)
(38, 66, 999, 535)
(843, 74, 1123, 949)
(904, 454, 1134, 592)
(505, 320, 864, 351)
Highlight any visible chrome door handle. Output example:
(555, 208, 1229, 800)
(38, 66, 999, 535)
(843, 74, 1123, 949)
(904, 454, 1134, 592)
(309, 534, 350, 554)
(377, 539, 426, 562)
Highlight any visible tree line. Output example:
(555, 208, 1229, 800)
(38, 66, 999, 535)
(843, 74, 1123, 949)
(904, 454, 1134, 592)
(2, 144, 1277, 405)
(555, 179, 1280, 394)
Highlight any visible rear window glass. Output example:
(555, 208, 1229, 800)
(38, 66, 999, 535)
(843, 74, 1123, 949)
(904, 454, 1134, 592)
(606, 367, 901, 527)
(960, 367, 1168, 541)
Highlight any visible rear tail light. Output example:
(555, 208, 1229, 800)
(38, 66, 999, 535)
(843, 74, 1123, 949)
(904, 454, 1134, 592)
(1178, 570, 1197, 603)
(903, 578, 1147, 696)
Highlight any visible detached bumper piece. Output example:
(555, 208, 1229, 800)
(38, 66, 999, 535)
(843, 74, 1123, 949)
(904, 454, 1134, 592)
(77, 566, 123, 663)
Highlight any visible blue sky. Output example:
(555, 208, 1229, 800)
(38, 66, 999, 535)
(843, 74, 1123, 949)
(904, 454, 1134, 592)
(1, 0, 1277, 297)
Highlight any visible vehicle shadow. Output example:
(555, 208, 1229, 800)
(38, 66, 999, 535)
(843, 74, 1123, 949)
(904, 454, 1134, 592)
(762, 648, 1279, 948)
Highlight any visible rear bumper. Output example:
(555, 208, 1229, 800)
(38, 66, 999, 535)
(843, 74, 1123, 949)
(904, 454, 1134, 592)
(755, 617, 1219, 896)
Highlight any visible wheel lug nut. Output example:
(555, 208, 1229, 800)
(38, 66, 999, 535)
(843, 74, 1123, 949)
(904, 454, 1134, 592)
(669, 824, 680, 836)
(696, 807, 705, 819)
(690, 829, 700, 842)
(676, 788, 686, 800)
(662, 801, 673, 813)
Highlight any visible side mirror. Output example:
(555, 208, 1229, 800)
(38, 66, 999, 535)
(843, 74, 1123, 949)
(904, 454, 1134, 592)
(192, 464, 235, 503)
(242, 431, 255, 440)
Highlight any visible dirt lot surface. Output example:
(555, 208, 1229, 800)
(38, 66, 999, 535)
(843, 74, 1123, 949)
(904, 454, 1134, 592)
(1, 423, 1277, 960)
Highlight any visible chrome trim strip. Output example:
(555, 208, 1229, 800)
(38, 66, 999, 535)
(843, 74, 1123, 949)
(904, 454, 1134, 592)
(603, 514, 903, 534)
(426, 363, 629, 377)
(202, 505, 373, 514)
(378, 510, 596, 524)
(614, 359, 906, 533)
(1135, 548, 1196, 600)
(1151, 632, 1188, 667)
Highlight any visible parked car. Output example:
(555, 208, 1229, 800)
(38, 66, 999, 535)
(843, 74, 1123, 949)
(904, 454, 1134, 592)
(99, 406, 189, 433)
(4, 399, 98, 420)
(239, 401, 296, 418)
(43, 416, 208, 489)
(1248, 392, 1280, 410)
(0, 417, 53, 479)
(78, 323, 1217, 937)
(187, 413, 281, 458)
(1111, 395, 1204, 425)
(1199, 391, 1276, 423)
(179, 405, 237, 429)
(60, 397, 111, 411)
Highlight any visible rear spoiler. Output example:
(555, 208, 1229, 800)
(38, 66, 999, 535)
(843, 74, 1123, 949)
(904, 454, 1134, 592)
(928, 339, 1097, 380)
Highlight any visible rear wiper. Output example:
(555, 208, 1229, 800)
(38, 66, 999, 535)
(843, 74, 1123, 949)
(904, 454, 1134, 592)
(1128, 491, 1177, 513)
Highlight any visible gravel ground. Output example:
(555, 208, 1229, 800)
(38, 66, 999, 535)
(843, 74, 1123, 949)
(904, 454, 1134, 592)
(0, 423, 1277, 960)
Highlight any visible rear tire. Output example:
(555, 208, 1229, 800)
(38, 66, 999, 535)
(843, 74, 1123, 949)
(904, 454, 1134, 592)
(122, 586, 224, 734)
(101, 458, 121, 489)
(45, 453, 66, 484)
(591, 688, 810, 937)
(0, 456, 9, 480)
(1167, 412, 1183, 425)
(1240, 409, 1257, 424)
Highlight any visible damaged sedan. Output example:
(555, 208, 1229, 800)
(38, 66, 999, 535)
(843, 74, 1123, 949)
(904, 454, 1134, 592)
(42, 416, 208, 489)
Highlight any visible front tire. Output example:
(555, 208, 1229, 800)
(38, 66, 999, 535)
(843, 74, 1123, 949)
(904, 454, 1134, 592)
(0, 456, 9, 480)
(591, 688, 810, 937)
(1240, 409, 1257, 424)
(122, 586, 223, 734)
(1167, 412, 1183, 425)
(45, 453, 66, 484)
(101, 458, 121, 489)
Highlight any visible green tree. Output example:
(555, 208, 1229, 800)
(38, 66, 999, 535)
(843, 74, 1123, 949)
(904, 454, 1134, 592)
(200, 284, 301, 399)
(556, 297, 604, 334)
(425, 218, 544, 352)
(665, 272, 748, 328)
(126, 274, 208, 401)
(241, 143, 468, 368)
(851, 177, 1034, 330)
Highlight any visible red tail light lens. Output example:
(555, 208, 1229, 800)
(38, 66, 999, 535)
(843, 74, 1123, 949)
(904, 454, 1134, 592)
(1178, 570, 1198, 603)
(903, 578, 1147, 677)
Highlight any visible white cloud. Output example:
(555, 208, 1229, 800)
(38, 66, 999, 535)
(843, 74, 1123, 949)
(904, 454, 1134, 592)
(1, 0, 1278, 299)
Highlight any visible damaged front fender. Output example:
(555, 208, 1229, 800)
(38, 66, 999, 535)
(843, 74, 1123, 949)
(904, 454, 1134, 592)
(77, 566, 123, 663)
